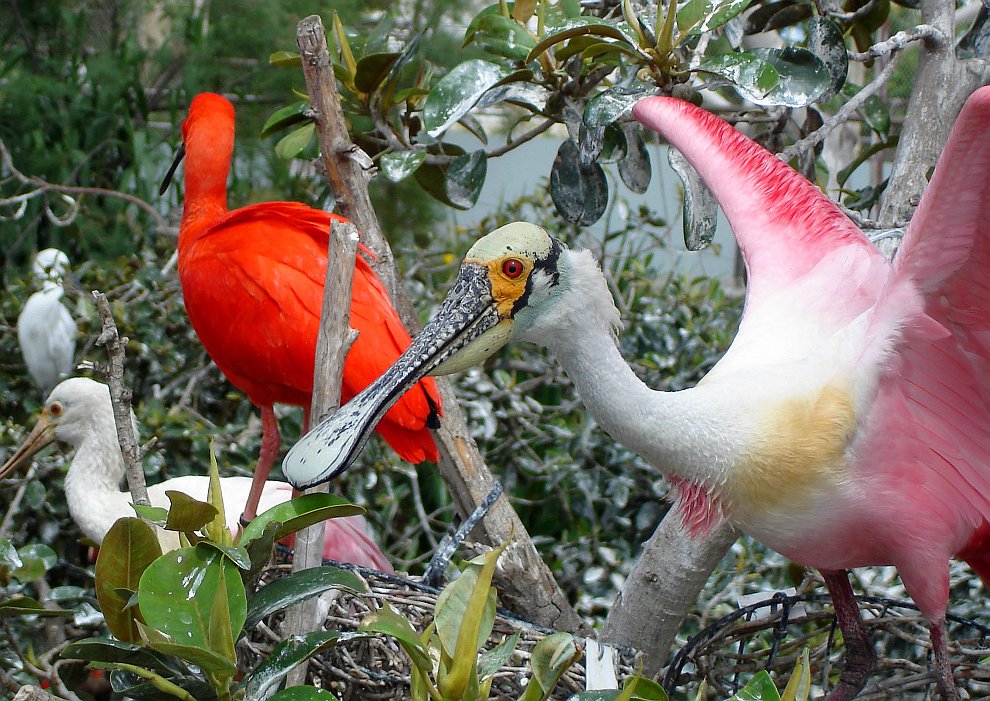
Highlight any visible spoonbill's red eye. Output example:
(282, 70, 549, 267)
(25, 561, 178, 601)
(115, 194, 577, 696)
(502, 258, 524, 279)
(50, 402, 63, 417)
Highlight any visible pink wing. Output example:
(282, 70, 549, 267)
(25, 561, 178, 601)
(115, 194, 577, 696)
(855, 87, 990, 547)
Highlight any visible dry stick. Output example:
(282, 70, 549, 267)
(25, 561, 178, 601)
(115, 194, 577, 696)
(294, 14, 584, 633)
(282, 220, 359, 688)
(92, 291, 150, 507)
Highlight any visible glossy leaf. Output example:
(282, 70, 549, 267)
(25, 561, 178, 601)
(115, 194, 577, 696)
(138, 545, 246, 672)
(360, 601, 434, 673)
(148, 641, 237, 677)
(730, 671, 781, 701)
(61, 637, 180, 676)
(472, 15, 537, 61)
(521, 632, 578, 701)
(744, 1, 812, 35)
(242, 631, 363, 701)
(423, 60, 512, 136)
(415, 148, 487, 210)
(261, 101, 311, 139)
(274, 123, 316, 160)
(0, 596, 72, 618)
(16, 543, 57, 581)
(780, 648, 811, 701)
(0, 537, 22, 571)
(677, 0, 754, 35)
(205, 442, 230, 546)
(269, 51, 302, 67)
(747, 47, 830, 106)
(106, 668, 216, 701)
(355, 52, 401, 94)
(696, 53, 780, 100)
(198, 541, 251, 570)
(551, 139, 608, 226)
(618, 125, 651, 194)
(668, 148, 716, 251)
(96, 517, 161, 642)
(618, 675, 669, 700)
(584, 87, 653, 128)
(806, 17, 847, 100)
(242, 521, 282, 584)
(380, 149, 427, 182)
(245, 565, 367, 630)
(238, 493, 365, 548)
(464, 4, 504, 45)
(164, 491, 218, 533)
(527, 18, 639, 62)
(859, 93, 891, 136)
(132, 504, 168, 525)
(268, 687, 339, 701)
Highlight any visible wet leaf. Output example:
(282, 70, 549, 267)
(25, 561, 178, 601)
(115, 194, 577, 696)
(584, 87, 653, 128)
(132, 504, 168, 525)
(354, 52, 401, 93)
(380, 149, 427, 182)
(274, 123, 316, 160)
(747, 47, 830, 106)
(243, 631, 364, 701)
(526, 17, 639, 63)
(668, 148, 717, 251)
(859, 94, 890, 136)
(245, 566, 367, 630)
(96, 517, 161, 642)
(729, 670, 781, 700)
(415, 149, 487, 209)
(696, 53, 780, 99)
(164, 491, 217, 533)
(806, 17, 847, 100)
(744, 1, 811, 35)
(598, 123, 628, 164)
(472, 14, 536, 62)
(197, 541, 251, 570)
(0, 596, 72, 618)
(618, 125, 651, 194)
(550, 139, 608, 225)
(423, 60, 512, 136)
(237, 493, 364, 548)
(678, 0, 754, 36)
(261, 101, 311, 138)
(61, 637, 179, 675)
(268, 687, 340, 701)
(0, 538, 22, 571)
(14, 543, 57, 581)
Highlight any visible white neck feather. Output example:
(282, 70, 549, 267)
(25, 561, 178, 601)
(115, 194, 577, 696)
(519, 249, 738, 488)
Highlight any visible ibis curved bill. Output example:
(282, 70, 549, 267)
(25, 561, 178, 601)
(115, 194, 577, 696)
(286, 88, 990, 700)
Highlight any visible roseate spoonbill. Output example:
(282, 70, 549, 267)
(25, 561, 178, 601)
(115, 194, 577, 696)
(0, 377, 392, 571)
(17, 248, 77, 394)
(161, 92, 440, 525)
(283, 89, 990, 699)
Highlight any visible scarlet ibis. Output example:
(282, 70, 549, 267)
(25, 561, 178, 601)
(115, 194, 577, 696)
(284, 89, 990, 699)
(162, 92, 441, 524)
(17, 248, 77, 395)
(0, 377, 392, 571)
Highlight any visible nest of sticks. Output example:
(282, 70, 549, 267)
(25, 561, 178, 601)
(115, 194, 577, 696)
(241, 561, 990, 700)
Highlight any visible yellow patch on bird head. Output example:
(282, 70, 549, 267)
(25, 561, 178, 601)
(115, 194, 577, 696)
(463, 221, 553, 320)
(466, 256, 535, 319)
(724, 384, 857, 519)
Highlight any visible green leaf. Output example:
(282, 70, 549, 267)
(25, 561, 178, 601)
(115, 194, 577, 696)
(550, 139, 608, 226)
(471, 15, 537, 61)
(618, 125, 651, 194)
(245, 566, 367, 630)
(414, 147, 487, 210)
(0, 538, 22, 570)
(677, 0, 754, 36)
(360, 602, 434, 674)
(138, 545, 246, 674)
(275, 123, 316, 160)
(618, 675, 669, 700)
(806, 17, 847, 101)
(380, 149, 428, 182)
(354, 52, 401, 94)
(61, 637, 180, 676)
(423, 60, 512, 136)
(730, 671, 781, 701)
(238, 493, 365, 548)
(267, 687, 340, 701)
(584, 87, 651, 128)
(478, 631, 521, 679)
(464, 4, 505, 45)
(132, 504, 169, 525)
(243, 631, 364, 701)
(198, 541, 252, 570)
(526, 17, 639, 63)
(261, 101, 312, 139)
(270, 51, 302, 67)
(164, 491, 218, 534)
(205, 442, 231, 546)
(521, 632, 578, 701)
(859, 94, 890, 136)
(746, 47, 830, 106)
(146, 641, 237, 677)
(96, 517, 162, 642)
(0, 596, 72, 618)
(695, 53, 780, 100)
(14, 543, 58, 581)
(780, 648, 811, 701)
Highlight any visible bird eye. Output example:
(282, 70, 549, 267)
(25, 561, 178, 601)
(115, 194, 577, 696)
(501, 258, 525, 279)
(49, 402, 63, 417)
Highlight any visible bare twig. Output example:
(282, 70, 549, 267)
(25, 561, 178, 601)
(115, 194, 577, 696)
(0, 463, 39, 539)
(847, 24, 945, 62)
(91, 291, 150, 507)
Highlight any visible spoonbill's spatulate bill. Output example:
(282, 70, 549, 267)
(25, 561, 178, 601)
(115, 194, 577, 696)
(0, 377, 393, 572)
(284, 89, 990, 700)
(164, 92, 441, 525)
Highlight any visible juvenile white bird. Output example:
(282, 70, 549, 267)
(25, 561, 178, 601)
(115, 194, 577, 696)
(0, 377, 392, 571)
(17, 248, 77, 395)
(283, 89, 990, 699)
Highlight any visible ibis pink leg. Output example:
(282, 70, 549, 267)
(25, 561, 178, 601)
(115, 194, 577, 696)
(929, 620, 960, 701)
(241, 405, 281, 523)
(821, 569, 876, 701)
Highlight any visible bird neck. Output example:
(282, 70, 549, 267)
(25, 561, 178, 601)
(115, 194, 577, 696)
(533, 251, 734, 489)
(179, 122, 233, 240)
(62, 419, 132, 545)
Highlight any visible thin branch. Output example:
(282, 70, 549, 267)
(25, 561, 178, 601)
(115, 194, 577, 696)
(847, 24, 945, 62)
(92, 291, 151, 507)
(487, 118, 556, 158)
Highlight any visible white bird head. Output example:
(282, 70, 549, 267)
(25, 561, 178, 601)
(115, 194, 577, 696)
(31, 248, 70, 284)
(0, 377, 120, 481)
(283, 222, 604, 488)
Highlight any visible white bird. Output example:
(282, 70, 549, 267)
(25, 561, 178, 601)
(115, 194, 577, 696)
(0, 377, 392, 571)
(283, 89, 990, 700)
(17, 248, 77, 395)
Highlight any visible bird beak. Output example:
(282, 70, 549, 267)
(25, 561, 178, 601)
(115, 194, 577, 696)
(0, 411, 56, 481)
(159, 142, 186, 196)
(282, 261, 512, 489)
